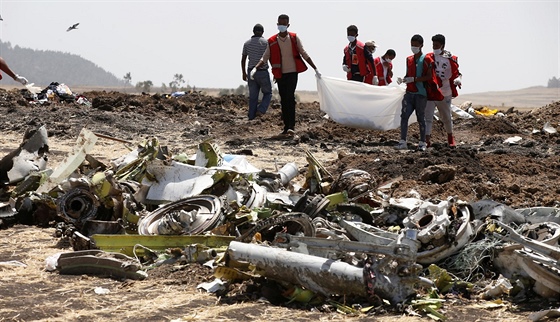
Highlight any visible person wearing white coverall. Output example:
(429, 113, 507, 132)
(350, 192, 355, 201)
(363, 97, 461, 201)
(424, 34, 462, 148)
(0, 56, 28, 85)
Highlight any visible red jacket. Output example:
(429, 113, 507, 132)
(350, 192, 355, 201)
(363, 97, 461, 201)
(372, 57, 392, 86)
(268, 32, 308, 79)
(344, 41, 369, 80)
(425, 52, 461, 98)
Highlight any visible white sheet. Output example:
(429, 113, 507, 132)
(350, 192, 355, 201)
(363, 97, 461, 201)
(316, 76, 414, 131)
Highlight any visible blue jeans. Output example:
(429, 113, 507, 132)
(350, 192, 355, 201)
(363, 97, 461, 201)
(400, 92, 427, 142)
(247, 69, 272, 120)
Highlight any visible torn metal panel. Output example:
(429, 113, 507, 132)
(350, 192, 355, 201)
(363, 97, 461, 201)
(55, 250, 147, 280)
(515, 207, 560, 225)
(142, 159, 216, 204)
(36, 128, 98, 194)
(0, 125, 49, 185)
(339, 220, 397, 246)
(137, 195, 224, 235)
(91, 234, 234, 257)
(469, 200, 527, 225)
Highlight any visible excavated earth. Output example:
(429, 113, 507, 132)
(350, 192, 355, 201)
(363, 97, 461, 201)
(0, 87, 559, 321)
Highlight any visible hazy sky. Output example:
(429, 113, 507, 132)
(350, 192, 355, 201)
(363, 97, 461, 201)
(0, 0, 558, 95)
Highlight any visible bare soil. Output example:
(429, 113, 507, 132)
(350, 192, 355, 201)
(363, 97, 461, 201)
(1, 87, 559, 321)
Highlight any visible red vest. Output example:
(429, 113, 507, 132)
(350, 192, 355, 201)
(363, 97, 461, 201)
(344, 41, 368, 80)
(406, 54, 443, 101)
(268, 32, 308, 79)
(372, 57, 392, 86)
(425, 52, 461, 98)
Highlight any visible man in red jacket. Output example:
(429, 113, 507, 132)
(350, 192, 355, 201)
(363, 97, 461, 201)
(396, 34, 441, 151)
(372, 49, 396, 86)
(342, 25, 375, 84)
(253, 14, 320, 136)
(425, 34, 462, 148)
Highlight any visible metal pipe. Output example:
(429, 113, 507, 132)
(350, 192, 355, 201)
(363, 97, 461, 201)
(227, 241, 366, 297)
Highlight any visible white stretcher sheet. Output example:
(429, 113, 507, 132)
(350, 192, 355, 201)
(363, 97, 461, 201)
(316, 76, 415, 131)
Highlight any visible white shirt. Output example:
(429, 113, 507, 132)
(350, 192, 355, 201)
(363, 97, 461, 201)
(434, 54, 452, 97)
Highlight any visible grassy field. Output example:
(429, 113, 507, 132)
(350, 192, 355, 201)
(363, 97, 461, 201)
(2, 84, 559, 108)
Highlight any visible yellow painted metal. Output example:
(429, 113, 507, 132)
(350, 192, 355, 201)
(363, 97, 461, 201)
(91, 234, 234, 256)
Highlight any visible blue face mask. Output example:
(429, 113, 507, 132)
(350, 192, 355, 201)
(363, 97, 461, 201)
(277, 25, 288, 33)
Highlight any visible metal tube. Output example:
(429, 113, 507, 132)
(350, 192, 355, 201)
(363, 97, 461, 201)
(227, 241, 366, 297)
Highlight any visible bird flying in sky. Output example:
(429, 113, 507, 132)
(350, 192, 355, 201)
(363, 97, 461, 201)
(66, 23, 79, 32)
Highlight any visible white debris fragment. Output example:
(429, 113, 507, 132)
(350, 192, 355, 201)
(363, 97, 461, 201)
(503, 136, 522, 145)
(197, 278, 226, 293)
(543, 121, 557, 134)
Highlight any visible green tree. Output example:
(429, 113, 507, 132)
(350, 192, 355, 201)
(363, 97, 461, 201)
(235, 84, 248, 95)
(135, 80, 153, 93)
(548, 76, 560, 88)
(123, 72, 132, 92)
(169, 73, 185, 92)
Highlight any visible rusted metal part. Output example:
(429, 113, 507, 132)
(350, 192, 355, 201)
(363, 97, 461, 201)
(137, 195, 224, 235)
(330, 169, 375, 199)
(56, 188, 100, 229)
(236, 212, 315, 243)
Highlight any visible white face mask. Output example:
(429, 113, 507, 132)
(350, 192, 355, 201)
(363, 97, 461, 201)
(385, 58, 392, 63)
(433, 48, 442, 55)
(278, 25, 288, 33)
(347, 36, 356, 43)
(370, 48, 376, 54)
(411, 46, 421, 54)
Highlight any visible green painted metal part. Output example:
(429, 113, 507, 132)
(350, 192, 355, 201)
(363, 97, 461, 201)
(91, 234, 234, 256)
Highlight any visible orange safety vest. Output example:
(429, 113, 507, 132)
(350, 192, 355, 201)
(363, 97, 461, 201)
(425, 52, 461, 98)
(268, 32, 308, 79)
(372, 57, 393, 86)
(344, 41, 369, 80)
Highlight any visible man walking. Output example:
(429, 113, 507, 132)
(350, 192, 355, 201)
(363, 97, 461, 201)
(424, 34, 462, 147)
(253, 14, 320, 136)
(342, 26, 376, 85)
(242, 23, 272, 120)
(396, 34, 441, 151)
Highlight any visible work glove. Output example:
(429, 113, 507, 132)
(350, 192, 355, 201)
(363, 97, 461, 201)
(342, 65, 350, 73)
(315, 69, 321, 78)
(372, 76, 379, 85)
(14, 75, 28, 85)
(403, 77, 415, 84)
(396, 77, 403, 85)
(249, 68, 257, 80)
(454, 78, 462, 86)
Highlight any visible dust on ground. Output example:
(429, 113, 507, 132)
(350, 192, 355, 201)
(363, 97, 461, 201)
(1, 87, 559, 321)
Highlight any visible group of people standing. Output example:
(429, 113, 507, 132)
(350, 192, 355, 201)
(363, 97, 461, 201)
(241, 15, 462, 147)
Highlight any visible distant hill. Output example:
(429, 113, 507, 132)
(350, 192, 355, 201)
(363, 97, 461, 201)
(453, 86, 560, 108)
(0, 41, 124, 87)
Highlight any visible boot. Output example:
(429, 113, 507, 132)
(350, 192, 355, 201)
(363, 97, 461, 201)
(447, 133, 456, 148)
(425, 135, 431, 148)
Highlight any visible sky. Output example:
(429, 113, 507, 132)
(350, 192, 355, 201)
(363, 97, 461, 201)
(0, 0, 559, 95)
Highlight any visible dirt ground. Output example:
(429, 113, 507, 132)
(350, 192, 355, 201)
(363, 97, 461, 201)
(1, 87, 559, 321)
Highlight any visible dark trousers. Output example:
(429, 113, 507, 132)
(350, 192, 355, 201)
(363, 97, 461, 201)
(276, 72, 298, 132)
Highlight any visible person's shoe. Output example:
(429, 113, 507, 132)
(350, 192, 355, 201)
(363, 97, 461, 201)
(395, 140, 408, 150)
(417, 141, 427, 151)
(447, 134, 456, 148)
(286, 129, 295, 136)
